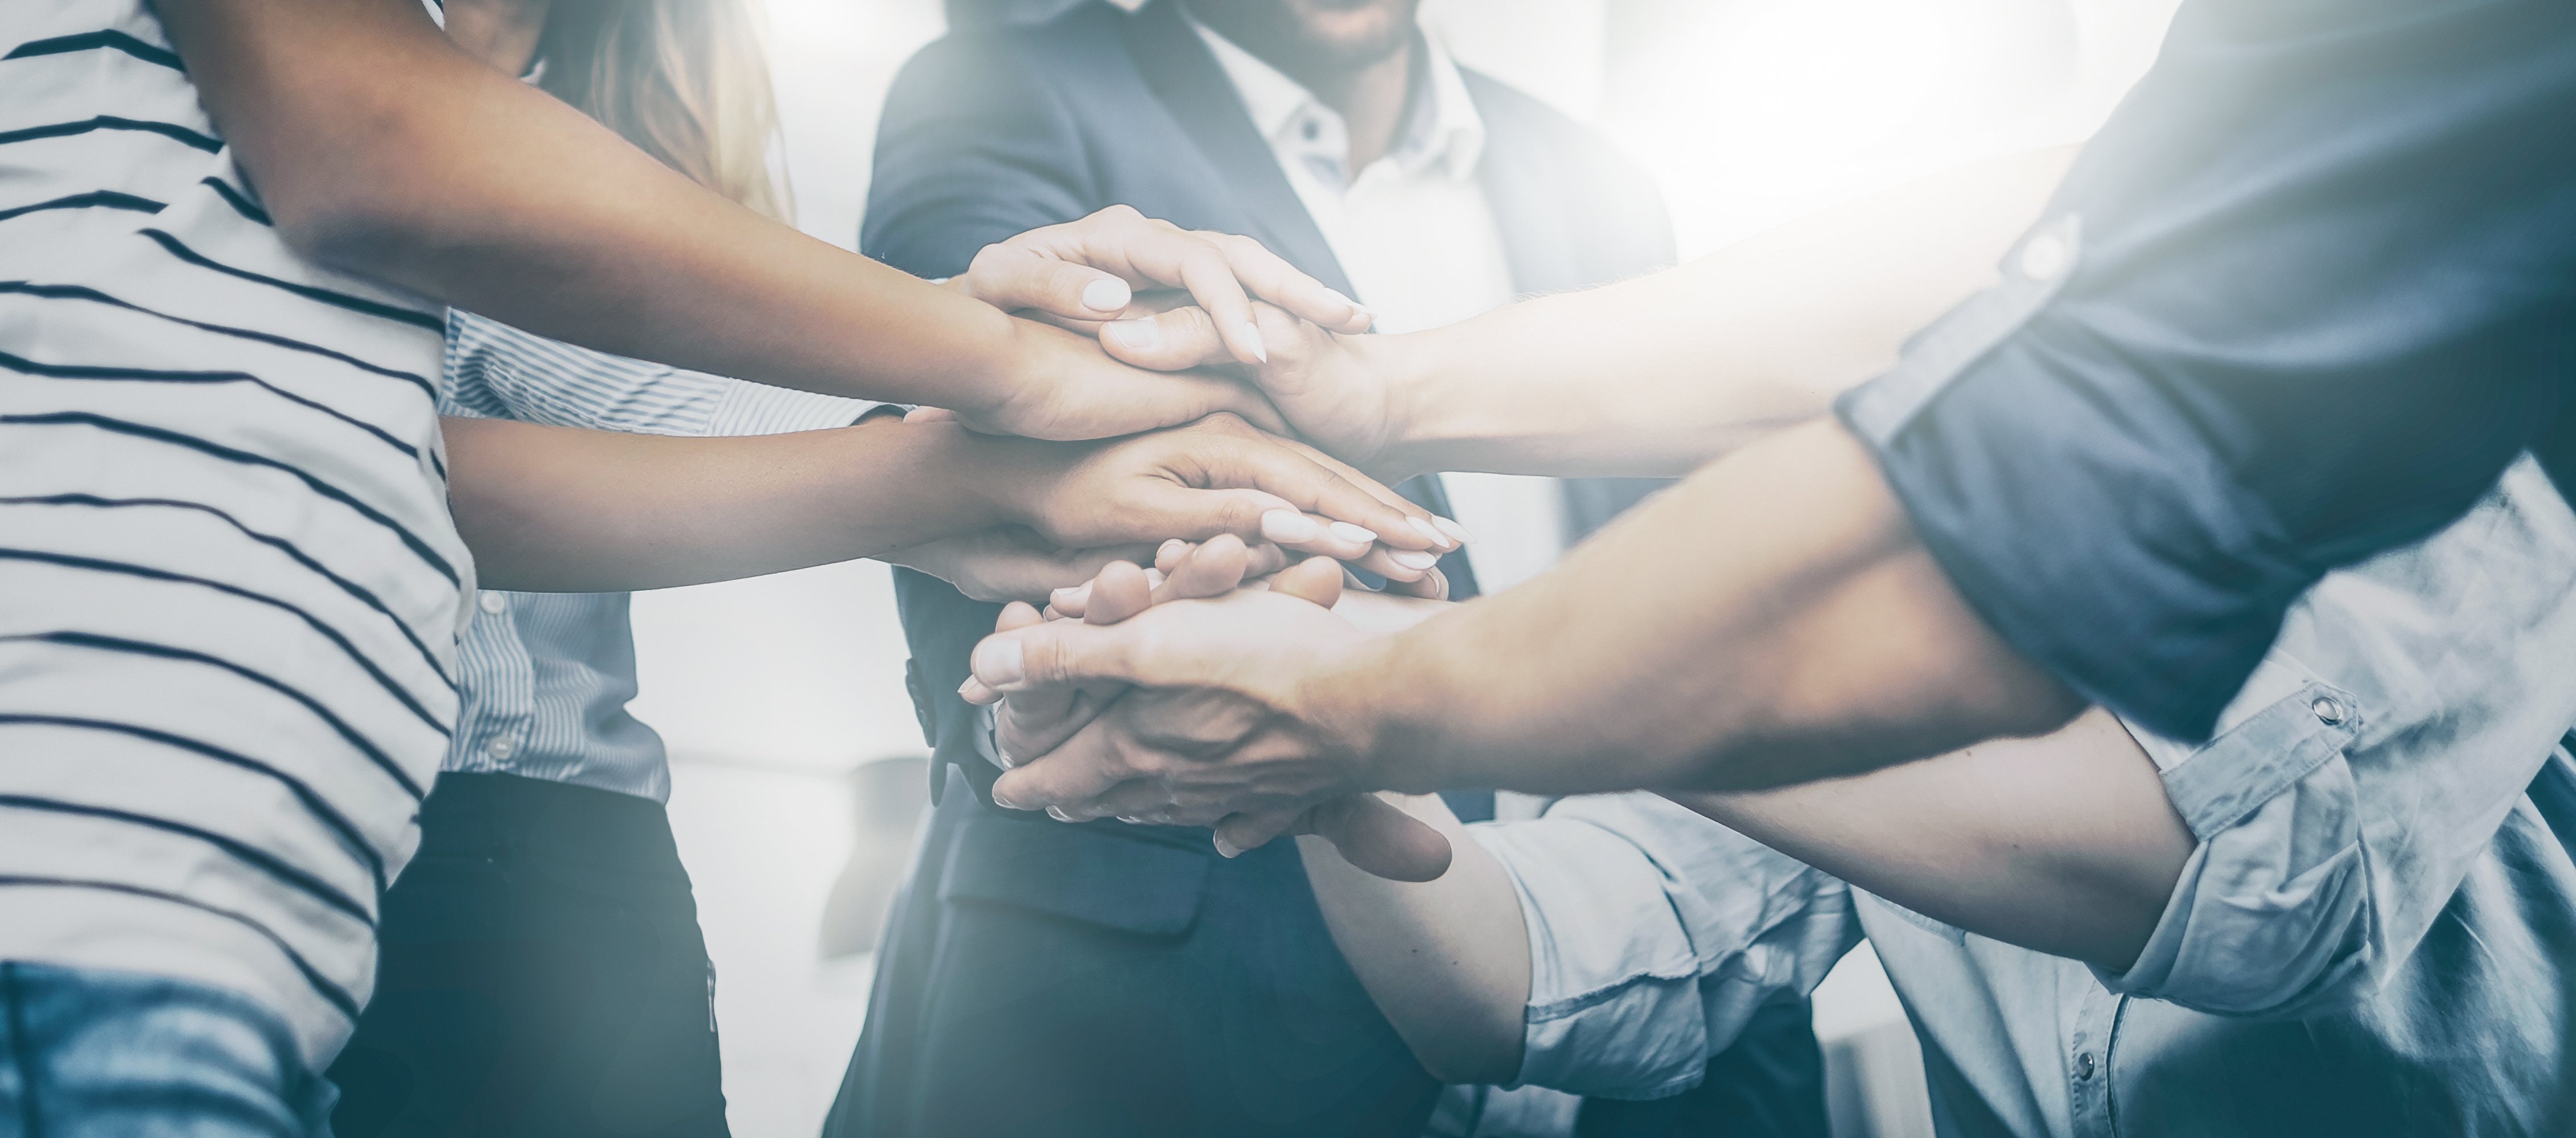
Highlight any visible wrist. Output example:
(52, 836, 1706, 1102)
(1361, 329, 1443, 482)
(1300, 633, 1434, 794)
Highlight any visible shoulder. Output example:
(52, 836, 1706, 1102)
(1458, 70, 1636, 175)
(888, 2, 1134, 104)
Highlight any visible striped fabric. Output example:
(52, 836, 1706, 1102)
(440, 312, 868, 801)
(0, 1, 468, 1068)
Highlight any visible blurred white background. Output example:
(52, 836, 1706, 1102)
(636, 1, 2179, 1134)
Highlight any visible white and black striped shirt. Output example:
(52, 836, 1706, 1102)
(1, 1, 469, 1067)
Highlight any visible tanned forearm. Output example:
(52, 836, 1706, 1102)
(1336, 419, 2084, 795)
(445, 416, 1023, 591)
(157, 0, 1097, 416)
(1368, 147, 2076, 479)
(1679, 708, 2193, 971)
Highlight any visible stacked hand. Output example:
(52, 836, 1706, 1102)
(891, 207, 1447, 601)
(961, 535, 1456, 881)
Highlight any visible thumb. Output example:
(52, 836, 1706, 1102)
(969, 617, 1159, 695)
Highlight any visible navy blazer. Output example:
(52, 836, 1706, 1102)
(832, 5, 1822, 1136)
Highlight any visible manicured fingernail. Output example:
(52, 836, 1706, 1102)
(1213, 835, 1242, 858)
(1107, 319, 1161, 351)
(1237, 321, 1269, 363)
(1406, 517, 1452, 549)
(1082, 277, 1132, 314)
(1159, 538, 1189, 560)
(1261, 509, 1322, 543)
(1047, 806, 1075, 822)
(1389, 550, 1439, 571)
(1433, 517, 1474, 545)
(991, 787, 1023, 809)
(973, 638, 1026, 687)
(1327, 521, 1378, 545)
(1143, 568, 1167, 590)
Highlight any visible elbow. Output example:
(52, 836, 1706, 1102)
(267, 172, 448, 284)
(1412, 1030, 1524, 1087)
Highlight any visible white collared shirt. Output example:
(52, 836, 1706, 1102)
(1189, 15, 1566, 595)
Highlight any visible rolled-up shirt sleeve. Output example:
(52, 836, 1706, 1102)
(2099, 456, 2576, 1018)
(1472, 793, 1860, 1100)
(1833, 0, 2576, 743)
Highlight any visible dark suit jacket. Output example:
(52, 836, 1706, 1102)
(830, 5, 1825, 1136)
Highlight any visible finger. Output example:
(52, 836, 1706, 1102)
(1153, 533, 1250, 602)
(1346, 544, 1442, 583)
(1266, 556, 1345, 608)
(1258, 433, 1450, 551)
(1085, 560, 1153, 625)
(1199, 230, 1374, 334)
(1242, 542, 1291, 579)
(989, 711, 1140, 811)
(1154, 538, 1193, 575)
(994, 600, 1044, 633)
(962, 241, 1137, 321)
(1098, 306, 1237, 372)
(905, 406, 960, 424)
(1209, 808, 1305, 857)
(1046, 582, 1091, 619)
(997, 681, 1122, 764)
(1380, 565, 1450, 601)
(1297, 795, 1454, 882)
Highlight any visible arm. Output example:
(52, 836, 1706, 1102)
(151, 0, 1336, 440)
(1099, 147, 2076, 478)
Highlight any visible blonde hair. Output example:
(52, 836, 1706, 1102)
(535, 0, 789, 220)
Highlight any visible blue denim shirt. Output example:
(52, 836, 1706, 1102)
(437, 312, 870, 800)
(1474, 456, 2576, 1136)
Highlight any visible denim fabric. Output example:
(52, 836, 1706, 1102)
(0, 960, 332, 1138)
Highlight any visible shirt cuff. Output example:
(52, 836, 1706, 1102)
(705, 380, 882, 436)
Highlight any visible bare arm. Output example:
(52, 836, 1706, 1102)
(151, 0, 1309, 439)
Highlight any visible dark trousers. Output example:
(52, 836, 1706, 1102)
(329, 772, 729, 1138)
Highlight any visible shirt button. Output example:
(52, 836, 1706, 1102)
(2311, 695, 2348, 725)
(485, 735, 517, 761)
(2075, 1052, 2097, 1081)
(478, 592, 507, 615)
(2019, 233, 2071, 282)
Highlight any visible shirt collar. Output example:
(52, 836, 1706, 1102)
(1186, 12, 1487, 187)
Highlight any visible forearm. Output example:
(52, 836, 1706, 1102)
(1297, 795, 1529, 1084)
(445, 416, 1022, 591)
(159, 0, 1025, 411)
(1373, 147, 2076, 479)
(1677, 709, 2192, 971)
(1338, 419, 2083, 795)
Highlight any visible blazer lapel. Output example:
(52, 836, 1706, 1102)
(1462, 72, 1583, 298)
(1117, 0, 1355, 296)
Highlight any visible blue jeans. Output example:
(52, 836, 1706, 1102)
(0, 960, 334, 1138)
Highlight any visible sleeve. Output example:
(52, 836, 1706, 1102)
(1471, 793, 1861, 1100)
(2097, 456, 2576, 1017)
(1832, 0, 2576, 742)
(446, 311, 874, 436)
(862, 31, 1098, 278)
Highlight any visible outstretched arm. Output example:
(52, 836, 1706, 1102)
(153, 0, 1364, 440)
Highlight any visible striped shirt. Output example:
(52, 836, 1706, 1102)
(1, 1, 468, 1068)
(441, 312, 869, 801)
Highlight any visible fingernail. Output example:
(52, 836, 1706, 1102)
(1389, 550, 1439, 571)
(1261, 509, 1322, 543)
(1158, 538, 1189, 559)
(1081, 278, 1133, 313)
(1117, 815, 1142, 824)
(973, 638, 1026, 687)
(1433, 517, 1475, 545)
(1327, 521, 1378, 545)
(1213, 835, 1242, 858)
(1107, 319, 1161, 351)
(1050, 585, 1084, 608)
(1143, 568, 1167, 590)
(991, 787, 1023, 809)
(1047, 806, 1075, 822)
(1406, 517, 1452, 549)
(1237, 321, 1269, 363)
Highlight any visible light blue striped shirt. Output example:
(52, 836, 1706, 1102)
(438, 311, 872, 801)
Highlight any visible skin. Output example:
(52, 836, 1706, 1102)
(961, 150, 2091, 836)
(155, 0, 1453, 593)
(1183, 0, 1422, 173)
(1037, 543, 2191, 1083)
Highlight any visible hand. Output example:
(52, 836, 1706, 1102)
(982, 413, 1460, 584)
(1088, 298, 1419, 480)
(880, 529, 1165, 605)
(947, 205, 1375, 367)
(977, 537, 1452, 881)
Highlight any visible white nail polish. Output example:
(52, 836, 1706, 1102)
(1081, 277, 1132, 313)
(1261, 510, 1322, 543)
(1047, 806, 1075, 822)
(1433, 517, 1475, 545)
(1406, 517, 1451, 549)
(1213, 835, 1242, 858)
(1389, 550, 1439, 571)
(1238, 321, 1269, 363)
(1107, 319, 1161, 351)
(1327, 521, 1378, 545)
